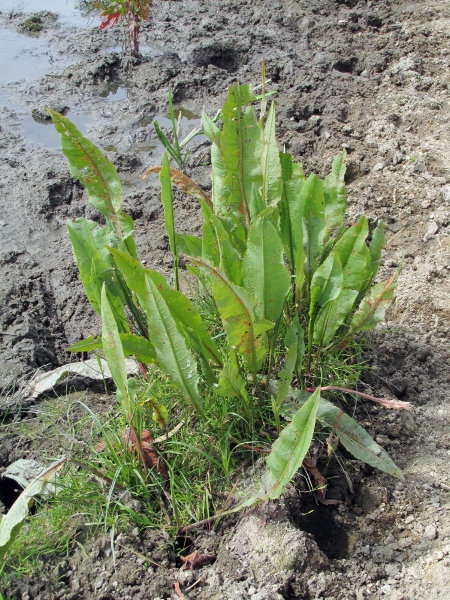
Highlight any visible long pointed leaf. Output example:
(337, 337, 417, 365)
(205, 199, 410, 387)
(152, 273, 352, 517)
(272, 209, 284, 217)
(50, 110, 122, 236)
(190, 257, 271, 372)
(242, 214, 290, 322)
(221, 84, 263, 223)
(280, 393, 403, 479)
(323, 150, 347, 241)
(109, 249, 222, 367)
(261, 101, 282, 206)
(348, 272, 398, 335)
(142, 276, 204, 417)
(101, 285, 130, 418)
(309, 253, 343, 319)
(215, 349, 251, 404)
(368, 221, 386, 284)
(302, 174, 326, 295)
(263, 388, 320, 499)
(333, 215, 371, 291)
(159, 153, 179, 289)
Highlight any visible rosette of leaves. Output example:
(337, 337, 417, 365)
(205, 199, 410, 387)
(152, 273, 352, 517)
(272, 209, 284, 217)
(50, 83, 402, 512)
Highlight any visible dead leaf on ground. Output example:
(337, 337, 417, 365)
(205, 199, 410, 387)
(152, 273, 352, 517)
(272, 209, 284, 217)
(303, 457, 341, 506)
(179, 549, 214, 570)
(94, 428, 168, 479)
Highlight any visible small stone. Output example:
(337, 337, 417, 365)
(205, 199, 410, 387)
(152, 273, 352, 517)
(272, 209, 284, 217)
(424, 524, 437, 540)
(248, 587, 256, 596)
(372, 162, 384, 172)
(385, 564, 399, 577)
(405, 515, 414, 525)
(441, 184, 450, 203)
(424, 221, 439, 240)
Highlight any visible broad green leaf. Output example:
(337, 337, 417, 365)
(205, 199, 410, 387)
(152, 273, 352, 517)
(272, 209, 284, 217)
(109, 249, 222, 367)
(202, 111, 221, 146)
(285, 316, 306, 377)
(109, 247, 166, 302)
(202, 201, 242, 284)
(215, 349, 251, 405)
(275, 341, 298, 411)
(317, 397, 404, 480)
(160, 153, 179, 289)
(142, 276, 204, 417)
(279, 154, 306, 283)
(263, 388, 320, 499)
(309, 253, 343, 318)
(368, 221, 386, 284)
(68, 334, 155, 363)
(221, 84, 263, 222)
(101, 285, 130, 418)
(115, 334, 156, 363)
(201, 201, 221, 265)
(302, 174, 327, 294)
(313, 288, 358, 346)
(217, 214, 248, 257)
(212, 214, 243, 286)
(176, 233, 202, 257)
(68, 219, 128, 328)
(248, 184, 265, 221)
(49, 111, 123, 236)
(117, 210, 138, 259)
(241, 214, 290, 322)
(348, 272, 397, 335)
(261, 101, 282, 206)
(0, 459, 66, 560)
(323, 150, 347, 241)
(313, 217, 371, 345)
(333, 215, 371, 292)
(66, 336, 103, 353)
(190, 257, 271, 372)
(209, 141, 230, 216)
(281, 393, 403, 479)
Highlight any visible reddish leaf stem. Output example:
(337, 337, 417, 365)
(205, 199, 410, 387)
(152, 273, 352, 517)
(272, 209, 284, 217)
(306, 385, 411, 410)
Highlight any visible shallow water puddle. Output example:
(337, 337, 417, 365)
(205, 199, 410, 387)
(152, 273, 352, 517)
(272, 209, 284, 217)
(20, 111, 97, 150)
(0, 0, 90, 27)
(0, 28, 72, 86)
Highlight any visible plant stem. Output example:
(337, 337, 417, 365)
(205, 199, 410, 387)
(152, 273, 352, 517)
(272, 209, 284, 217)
(305, 385, 412, 410)
(265, 314, 282, 388)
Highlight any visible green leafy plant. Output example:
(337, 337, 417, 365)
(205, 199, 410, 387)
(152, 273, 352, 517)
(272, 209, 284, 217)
(87, 0, 152, 57)
(152, 91, 206, 173)
(50, 82, 406, 523)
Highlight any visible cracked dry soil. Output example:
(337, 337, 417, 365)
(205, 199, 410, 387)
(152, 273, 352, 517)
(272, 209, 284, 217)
(0, 0, 450, 598)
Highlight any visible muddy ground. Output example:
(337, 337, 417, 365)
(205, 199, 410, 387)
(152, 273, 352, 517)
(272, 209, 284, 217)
(0, 0, 450, 598)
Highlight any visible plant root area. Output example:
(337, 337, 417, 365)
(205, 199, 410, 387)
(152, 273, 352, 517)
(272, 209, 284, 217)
(1, 0, 450, 598)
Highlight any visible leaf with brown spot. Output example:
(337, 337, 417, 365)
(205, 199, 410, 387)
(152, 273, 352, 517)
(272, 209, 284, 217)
(143, 166, 212, 208)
